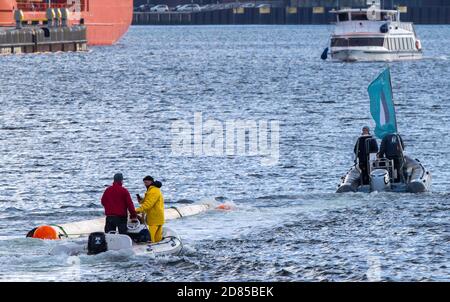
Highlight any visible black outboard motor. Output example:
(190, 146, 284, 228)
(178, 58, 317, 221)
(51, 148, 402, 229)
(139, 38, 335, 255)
(87, 232, 108, 255)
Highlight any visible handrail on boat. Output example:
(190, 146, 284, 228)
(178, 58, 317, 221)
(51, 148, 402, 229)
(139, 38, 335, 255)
(16, 1, 86, 12)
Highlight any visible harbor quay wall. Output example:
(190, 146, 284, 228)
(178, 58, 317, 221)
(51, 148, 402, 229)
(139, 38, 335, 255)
(132, 6, 450, 25)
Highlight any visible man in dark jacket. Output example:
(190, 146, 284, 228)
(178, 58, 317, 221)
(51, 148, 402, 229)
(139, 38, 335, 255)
(377, 133, 405, 182)
(101, 173, 138, 234)
(354, 126, 378, 185)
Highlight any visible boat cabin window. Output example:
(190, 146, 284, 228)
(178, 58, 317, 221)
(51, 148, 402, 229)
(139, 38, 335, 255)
(331, 37, 385, 47)
(351, 13, 368, 21)
(337, 13, 349, 22)
(380, 12, 396, 21)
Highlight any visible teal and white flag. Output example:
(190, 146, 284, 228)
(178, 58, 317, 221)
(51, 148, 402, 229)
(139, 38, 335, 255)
(368, 68, 398, 139)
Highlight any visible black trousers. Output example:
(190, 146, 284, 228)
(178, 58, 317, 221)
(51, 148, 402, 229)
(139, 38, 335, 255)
(359, 162, 370, 185)
(105, 216, 128, 234)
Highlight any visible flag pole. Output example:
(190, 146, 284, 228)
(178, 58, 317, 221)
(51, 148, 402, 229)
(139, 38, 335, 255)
(386, 66, 398, 133)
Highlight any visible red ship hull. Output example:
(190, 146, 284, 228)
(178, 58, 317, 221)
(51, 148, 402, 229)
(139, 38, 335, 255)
(0, 0, 132, 45)
(83, 0, 133, 45)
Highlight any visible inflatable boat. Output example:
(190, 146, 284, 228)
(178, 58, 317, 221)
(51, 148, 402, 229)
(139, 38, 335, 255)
(337, 68, 432, 193)
(49, 225, 182, 257)
(337, 154, 431, 193)
(28, 203, 211, 256)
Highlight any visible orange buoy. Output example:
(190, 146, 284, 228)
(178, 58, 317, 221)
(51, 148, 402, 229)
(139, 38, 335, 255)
(415, 40, 422, 50)
(32, 225, 59, 240)
(216, 204, 232, 210)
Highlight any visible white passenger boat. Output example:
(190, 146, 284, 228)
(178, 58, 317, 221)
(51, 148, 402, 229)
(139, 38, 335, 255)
(325, 3, 423, 62)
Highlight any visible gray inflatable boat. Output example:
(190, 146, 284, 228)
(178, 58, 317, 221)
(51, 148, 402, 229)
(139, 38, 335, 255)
(337, 155, 432, 193)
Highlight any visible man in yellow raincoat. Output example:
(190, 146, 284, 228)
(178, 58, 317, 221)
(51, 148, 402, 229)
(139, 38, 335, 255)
(136, 176, 165, 243)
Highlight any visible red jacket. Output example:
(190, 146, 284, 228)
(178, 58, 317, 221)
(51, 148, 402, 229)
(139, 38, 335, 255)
(101, 182, 137, 218)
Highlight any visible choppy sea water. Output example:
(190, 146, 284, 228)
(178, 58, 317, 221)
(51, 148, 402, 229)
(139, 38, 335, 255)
(0, 25, 449, 281)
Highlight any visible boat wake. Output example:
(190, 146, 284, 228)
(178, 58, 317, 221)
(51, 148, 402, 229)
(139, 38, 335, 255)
(424, 55, 449, 61)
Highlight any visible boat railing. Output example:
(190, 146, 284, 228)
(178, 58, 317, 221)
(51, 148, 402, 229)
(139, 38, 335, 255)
(396, 22, 414, 32)
(17, 1, 86, 12)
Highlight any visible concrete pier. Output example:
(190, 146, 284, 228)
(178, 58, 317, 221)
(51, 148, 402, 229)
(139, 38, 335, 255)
(0, 25, 87, 55)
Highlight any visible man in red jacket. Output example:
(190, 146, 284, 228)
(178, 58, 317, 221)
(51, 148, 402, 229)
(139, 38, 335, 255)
(101, 173, 137, 234)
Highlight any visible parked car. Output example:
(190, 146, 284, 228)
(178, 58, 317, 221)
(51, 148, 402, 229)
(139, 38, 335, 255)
(240, 3, 255, 8)
(231, 2, 244, 8)
(200, 4, 212, 11)
(150, 4, 169, 12)
(172, 5, 183, 11)
(177, 4, 201, 12)
(208, 4, 223, 10)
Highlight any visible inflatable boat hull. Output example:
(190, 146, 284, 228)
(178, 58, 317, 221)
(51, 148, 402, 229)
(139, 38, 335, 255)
(336, 156, 431, 193)
(133, 228, 182, 256)
(49, 227, 182, 257)
(336, 166, 361, 193)
(42, 203, 210, 239)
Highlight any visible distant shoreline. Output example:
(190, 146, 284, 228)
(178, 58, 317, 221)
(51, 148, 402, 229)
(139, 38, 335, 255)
(133, 7, 450, 26)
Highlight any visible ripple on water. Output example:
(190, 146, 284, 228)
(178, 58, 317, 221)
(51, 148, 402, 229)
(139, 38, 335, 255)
(0, 25, 449, 281)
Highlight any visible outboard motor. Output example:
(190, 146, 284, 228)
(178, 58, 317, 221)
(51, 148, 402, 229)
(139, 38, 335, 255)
(370, 169, 391, 192)
(87, 232, 108, 255)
